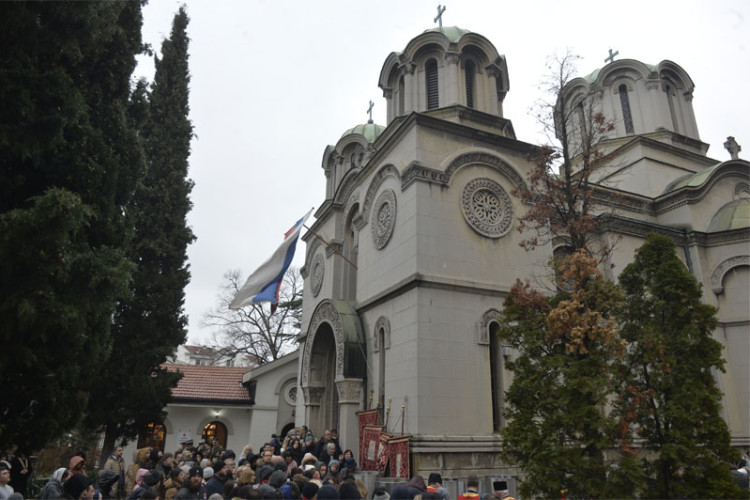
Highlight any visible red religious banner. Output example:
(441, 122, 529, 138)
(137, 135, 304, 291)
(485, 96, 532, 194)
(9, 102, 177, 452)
(387, 434, 411, 479)
(377, 432, 391, 475)
(362, 425, 382, 471)
(357, 409, 380, 467)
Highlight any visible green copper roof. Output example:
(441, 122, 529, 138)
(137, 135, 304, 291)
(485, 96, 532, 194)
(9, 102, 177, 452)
(583, 62, 657, 84)
(707, 198, 750, 232)
(423, 26, 471, 43)
(663, 163, 724, 193)
(341, 122, 385, 143)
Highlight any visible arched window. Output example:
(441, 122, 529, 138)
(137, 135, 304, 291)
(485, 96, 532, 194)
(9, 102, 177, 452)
(664, 83, 680, 134)
(425, 59, 439, 110)
(618, 84, 634, 134)
(465, 60, 476, 108)
(137, 422, 167, 451)
(378, 327, 386, 410)
(398, 76, 405, 115)
(488, 321, 504, 432)
(202, 421, 228, 449)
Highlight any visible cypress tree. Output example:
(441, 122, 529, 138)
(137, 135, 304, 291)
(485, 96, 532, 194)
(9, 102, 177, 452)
(0, 2, 145, 451)
(616, 234, 743, 498)
(86, 7, 195, 463)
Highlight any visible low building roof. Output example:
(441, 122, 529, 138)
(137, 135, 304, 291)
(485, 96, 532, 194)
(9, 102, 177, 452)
(165, 363, 252, 404)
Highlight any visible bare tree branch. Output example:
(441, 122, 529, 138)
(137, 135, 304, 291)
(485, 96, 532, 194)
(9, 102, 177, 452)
(200, 267, 303, 365)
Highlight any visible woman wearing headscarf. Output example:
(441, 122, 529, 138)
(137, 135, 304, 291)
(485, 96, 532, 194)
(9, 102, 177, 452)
(39, 467, 69, 499)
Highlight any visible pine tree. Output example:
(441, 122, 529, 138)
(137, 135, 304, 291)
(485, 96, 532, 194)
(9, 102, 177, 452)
(499, 251, 642, 498)
(616, 234, 743, 498)
(0, 2, 145, 451)
(86, 7, 195, 464)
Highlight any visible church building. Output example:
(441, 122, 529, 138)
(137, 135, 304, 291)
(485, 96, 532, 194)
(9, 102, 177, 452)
(294, 23, 749, 481)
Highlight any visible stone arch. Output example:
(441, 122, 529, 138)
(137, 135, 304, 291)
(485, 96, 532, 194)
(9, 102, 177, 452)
(373, 316, 392, 352)
(274, 374, 298, 396)
(197, 415, 235, 437)
(478, 308, 503, 345)
(362, 165, 401, 223)
(711, 255, 750, 295)
(444, 151, 528, 193)
(301, 300, 366, 386)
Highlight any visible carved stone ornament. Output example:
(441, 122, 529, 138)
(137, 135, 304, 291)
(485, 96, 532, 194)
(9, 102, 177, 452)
(311, 254, 325, 297)
(461, 178, 513, 238)
(301, 301, 345, 386)
(478, 308, 503, 345)
(283, 381, 298, 406)
(371, 189, 397, 249)
(336, 378, 364, 404)
(302, 386, 325, 406)
(710, 255, 750, 295)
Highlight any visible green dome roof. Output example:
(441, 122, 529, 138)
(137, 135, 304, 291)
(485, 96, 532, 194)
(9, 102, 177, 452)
(423, 26, 471, 43)
(663, 163, 724, 194)
(707, 198, 750, 232)
(341, 122, 385, 143)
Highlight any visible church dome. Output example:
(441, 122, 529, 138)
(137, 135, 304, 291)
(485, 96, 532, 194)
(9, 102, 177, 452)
(422, 26, 471, 42)
(707, 198, 750, 232)
(341, 122, 385, 143)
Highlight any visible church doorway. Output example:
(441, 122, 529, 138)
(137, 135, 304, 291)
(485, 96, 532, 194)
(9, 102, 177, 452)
(137, 422, 166, 451)
(202, 421, 228, 448)
(309, 323, 339, 433)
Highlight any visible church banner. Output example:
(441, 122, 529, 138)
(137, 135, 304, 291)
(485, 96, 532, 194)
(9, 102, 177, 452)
(362, 425, 382, 471)
(387, 434, 411, 479)
(357, 409, 381, 467)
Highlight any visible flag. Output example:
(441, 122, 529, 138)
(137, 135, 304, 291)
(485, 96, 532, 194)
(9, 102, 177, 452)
(229, 209, 313, 310)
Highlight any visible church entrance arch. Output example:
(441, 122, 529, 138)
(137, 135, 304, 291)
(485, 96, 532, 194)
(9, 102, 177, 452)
(301, 300, 366, 455)
(311, 323, 339, 431)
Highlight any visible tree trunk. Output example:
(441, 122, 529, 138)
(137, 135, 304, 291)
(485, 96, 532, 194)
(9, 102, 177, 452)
(99, 425, 119, 468)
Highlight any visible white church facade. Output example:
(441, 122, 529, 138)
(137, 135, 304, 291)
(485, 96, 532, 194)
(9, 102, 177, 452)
(294, 25, 749, 479)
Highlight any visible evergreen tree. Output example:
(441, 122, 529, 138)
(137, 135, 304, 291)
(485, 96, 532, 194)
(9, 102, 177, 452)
(616, 234, 743, 498)
(0, 2, 145, 451)
(86, 7, 195, 465)
(499, 251, 642, 498)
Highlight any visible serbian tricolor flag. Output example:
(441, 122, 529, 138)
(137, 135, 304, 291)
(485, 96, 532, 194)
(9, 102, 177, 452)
(229, 209, 313, 310)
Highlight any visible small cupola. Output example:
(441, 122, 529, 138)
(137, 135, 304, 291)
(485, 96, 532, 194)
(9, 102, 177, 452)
(378, 26, 509, 125)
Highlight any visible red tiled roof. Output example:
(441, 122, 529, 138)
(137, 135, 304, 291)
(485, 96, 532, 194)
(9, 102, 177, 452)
(165, 363, 252, 403)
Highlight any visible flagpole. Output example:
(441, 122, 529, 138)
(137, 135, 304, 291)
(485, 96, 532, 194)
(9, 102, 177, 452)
(303, 224, 359, 270)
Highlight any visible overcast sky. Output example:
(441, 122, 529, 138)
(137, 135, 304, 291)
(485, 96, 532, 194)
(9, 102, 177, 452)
(135, 0, 749, 344)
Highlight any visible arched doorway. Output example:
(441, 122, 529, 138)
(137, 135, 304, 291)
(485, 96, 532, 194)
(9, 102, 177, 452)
(202, 421, 228, 448)
(310, 323, 339, 432)
(137, 422, 166, 451)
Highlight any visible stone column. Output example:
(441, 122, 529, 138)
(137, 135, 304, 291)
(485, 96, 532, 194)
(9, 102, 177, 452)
(302, 385, 325, 433)
(401, 63, 415, 113)
(444, 51, 460, 107)
(336, 377, 364, 458)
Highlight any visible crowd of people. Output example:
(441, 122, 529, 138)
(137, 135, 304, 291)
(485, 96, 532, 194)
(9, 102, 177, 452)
(0, 427, 521, 500)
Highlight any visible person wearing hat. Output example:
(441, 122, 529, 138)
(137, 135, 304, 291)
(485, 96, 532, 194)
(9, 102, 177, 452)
(427, 473, 450, 500)
(174, 466, 205, 500)
(317, 484, 340, 499)
(257, 465, 274, 485)
(490, 480, 515, 500)
(164, 468, 185, 500)
(205, 458, 235, 497)
(127, 469, 160, 500)
(339, 482, 362, 499)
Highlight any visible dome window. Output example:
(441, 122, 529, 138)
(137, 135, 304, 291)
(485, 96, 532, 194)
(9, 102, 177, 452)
(465, 60, 476, 108)
(426, 59, 439, 110)
(618, 84, 634, 134)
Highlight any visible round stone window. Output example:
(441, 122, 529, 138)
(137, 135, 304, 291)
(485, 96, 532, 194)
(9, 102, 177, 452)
(371, 189, 397, 249)
(311, 254, 325, 297)
(283, 382, 297, 406)
(460, 178, 513, 238)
